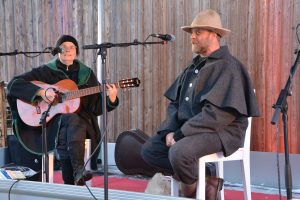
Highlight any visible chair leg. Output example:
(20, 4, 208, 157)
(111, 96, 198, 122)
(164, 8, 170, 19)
(197, 160, 206, 200)
(48, 152, 54, 183)
(170, 176, 179, 196)
(217, 162, 225, 200)
(84, 139, 92, 186)
(241, 158, 252, 200)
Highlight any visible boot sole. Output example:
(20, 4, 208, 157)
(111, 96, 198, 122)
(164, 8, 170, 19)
(75, 173, 93, 185)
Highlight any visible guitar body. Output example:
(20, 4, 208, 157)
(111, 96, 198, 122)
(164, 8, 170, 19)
(17, 80, 80, 127)
(16, 77, 140, 127)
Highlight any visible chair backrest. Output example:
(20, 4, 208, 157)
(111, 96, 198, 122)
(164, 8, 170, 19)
(243, 117, 252, 150)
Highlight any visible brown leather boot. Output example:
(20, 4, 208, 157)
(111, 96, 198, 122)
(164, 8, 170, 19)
(205, 176, 224, 200)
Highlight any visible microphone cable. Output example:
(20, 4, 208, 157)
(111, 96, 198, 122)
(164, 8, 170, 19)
(8, 179, 21, 200)
(22, 47, 50, 58)
(275, 123, 282, 200)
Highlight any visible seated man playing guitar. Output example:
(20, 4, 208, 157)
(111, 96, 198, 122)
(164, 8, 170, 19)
(7, 35, 119, 185)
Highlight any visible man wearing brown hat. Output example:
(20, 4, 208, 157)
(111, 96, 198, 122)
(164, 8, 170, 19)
(7, 35, 119, 185)
(141, 9, 260, 198)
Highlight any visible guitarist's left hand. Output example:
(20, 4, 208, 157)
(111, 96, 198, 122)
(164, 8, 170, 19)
(106, 84, 118, 103)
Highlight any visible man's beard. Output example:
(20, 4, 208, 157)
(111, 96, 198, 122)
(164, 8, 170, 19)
(192, 43, 208, 55)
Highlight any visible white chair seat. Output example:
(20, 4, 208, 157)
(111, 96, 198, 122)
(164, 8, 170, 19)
(201, 148, 246, 162)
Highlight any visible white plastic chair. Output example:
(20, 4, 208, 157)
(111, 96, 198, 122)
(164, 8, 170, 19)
(49, 139, 92, 185)
(171, 117, 252, 200)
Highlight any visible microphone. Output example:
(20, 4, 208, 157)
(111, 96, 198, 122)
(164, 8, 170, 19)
(51, 47, 64, 56)
(151, 34, 176, 42)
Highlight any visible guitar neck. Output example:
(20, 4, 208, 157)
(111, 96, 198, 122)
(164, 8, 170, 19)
(65, 83, 119, 100)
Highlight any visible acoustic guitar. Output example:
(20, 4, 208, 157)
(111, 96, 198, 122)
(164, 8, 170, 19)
(16, 78, 140, 127)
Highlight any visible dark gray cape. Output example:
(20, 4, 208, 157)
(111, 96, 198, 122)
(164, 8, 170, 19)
(165, 46, 259, 117)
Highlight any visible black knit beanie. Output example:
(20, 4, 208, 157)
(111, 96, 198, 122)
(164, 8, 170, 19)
(55, 35, 79, 55)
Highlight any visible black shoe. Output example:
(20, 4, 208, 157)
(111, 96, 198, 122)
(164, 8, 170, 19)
(74, 168, 93, 186)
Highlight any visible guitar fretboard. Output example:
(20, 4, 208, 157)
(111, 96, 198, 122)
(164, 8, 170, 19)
(65, 83, 119, 100)
(65, 86, 99, 100)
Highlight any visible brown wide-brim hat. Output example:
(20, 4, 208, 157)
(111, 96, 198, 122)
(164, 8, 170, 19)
(181, 9, 231, 37)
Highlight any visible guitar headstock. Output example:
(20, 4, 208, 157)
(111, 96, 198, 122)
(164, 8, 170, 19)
(118, 77, 141, 89)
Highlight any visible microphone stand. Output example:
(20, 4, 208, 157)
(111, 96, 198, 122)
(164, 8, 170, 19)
(83, 39, 167, 50)
(271, 49, 300, 200)
(87, 39, 167, 200)
(98, 46, 109, 200)
(39, 101, 55, 183)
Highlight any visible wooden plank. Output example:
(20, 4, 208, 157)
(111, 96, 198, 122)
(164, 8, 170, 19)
(0, 82, 7, 147)
(25, 0, 36, 71)
(236, 0, 249, 63)
(4, 0, 17, 79)
(61, 0, 70, 34)
(108, 0, 120, 141)
(31, 0, 40, 68)
(246, 0, 266, 152)
(0, 0, 7, 82)
(128, 0, 141, 130)
(152, 0, 163, 132)
(22, 0, 40, 72)
(51, 0, 62, 43)
(158, 0, 169, 124)
(163, 0, 175, 119)
(135, 0, 145, 132)
(266, 0, 283, 152)
(118, 0, 131, 138)
(82, 0, 92, 66)
(14, 0, 25, 74)
(143, 0, 154, 135)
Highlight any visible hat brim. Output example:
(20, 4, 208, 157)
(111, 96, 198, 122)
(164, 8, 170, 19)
(181, 25, 231, 37)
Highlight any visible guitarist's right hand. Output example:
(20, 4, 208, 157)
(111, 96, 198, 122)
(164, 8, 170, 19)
(37, 89, 57, 104)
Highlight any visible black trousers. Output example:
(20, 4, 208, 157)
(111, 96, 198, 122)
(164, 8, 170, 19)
(56, 113, 87, 160)
(141, 132, 222, 184)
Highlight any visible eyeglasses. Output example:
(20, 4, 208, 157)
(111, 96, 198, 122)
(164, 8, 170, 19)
(60, 45, 77, 51)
